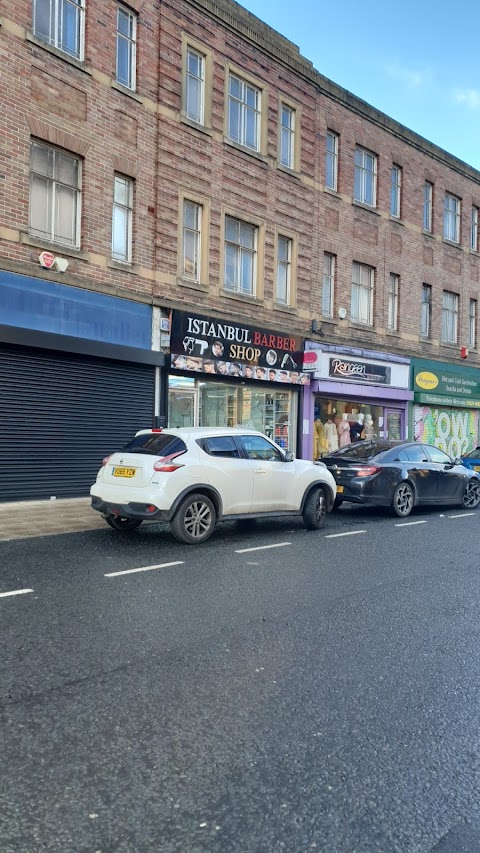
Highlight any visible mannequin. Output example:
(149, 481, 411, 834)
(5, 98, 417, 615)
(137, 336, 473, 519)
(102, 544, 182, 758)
(338, 413, 351, 447)
(324, 416, 339, 453)
(314, 419, 328, 459)
(350, 412, 365, 442)
(364, 413, 374, 440)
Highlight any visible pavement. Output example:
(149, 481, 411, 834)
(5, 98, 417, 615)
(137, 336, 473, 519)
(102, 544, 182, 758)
(0, 496, 104, 541)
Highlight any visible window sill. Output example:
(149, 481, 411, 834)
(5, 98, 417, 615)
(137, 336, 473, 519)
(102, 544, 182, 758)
(277, 163, 301, 180)
(220, 289, 263, 306)
(349, 321, 376, 332)
(177, 277, 209, 292)
(180, 115, 213, 137)
(422, 229, 435, 239)
(110, 81, 143, 103)
(20, 231, 88, 259)
(386, 329, 401, 337)
(319, 317, 338, 327)
(352, 200, 381, 216)
(469, 248, 480, 257)
(323, 187, 341, 199)
(107, 259, 140, 274)
(419, 336, 433, 344)
(223, 137, 268, 164)
(26, 32, 92, 75)
(440, 340, 459, 349)
(272, 303, 297, 315)
(442, 238, 462, 250)
(389, 216, 404, 226)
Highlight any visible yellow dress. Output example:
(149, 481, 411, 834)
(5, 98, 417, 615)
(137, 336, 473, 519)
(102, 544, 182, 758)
(314, 419, 328, 459)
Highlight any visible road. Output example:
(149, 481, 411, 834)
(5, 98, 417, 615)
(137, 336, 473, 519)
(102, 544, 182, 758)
(2, 505, 480, 853)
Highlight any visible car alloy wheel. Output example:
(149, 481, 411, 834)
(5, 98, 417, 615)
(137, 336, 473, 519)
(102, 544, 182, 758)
(392, 481, 414, 517)
(463, 480, 480, 509)
(171, 493, 216, 544)
(303, 487, 327, 530)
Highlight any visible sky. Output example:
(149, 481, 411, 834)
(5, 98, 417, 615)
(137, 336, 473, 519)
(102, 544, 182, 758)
(240, 0, 480, 172)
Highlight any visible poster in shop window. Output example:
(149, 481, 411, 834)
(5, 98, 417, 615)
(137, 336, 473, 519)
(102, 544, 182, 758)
(413, 404, 479, 458)
(169, 310, 310, 385)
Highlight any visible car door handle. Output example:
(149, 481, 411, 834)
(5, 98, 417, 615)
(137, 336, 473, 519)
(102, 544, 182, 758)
(255, 468, 267, 474)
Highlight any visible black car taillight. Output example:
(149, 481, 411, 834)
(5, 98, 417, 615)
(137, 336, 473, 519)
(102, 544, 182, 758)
(353, 465, 380, 477)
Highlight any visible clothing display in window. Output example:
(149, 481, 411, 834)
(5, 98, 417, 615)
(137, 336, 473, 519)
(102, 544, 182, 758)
(364, 414, 374, 440)
(324, 418, 338, 453)
(338, 413, 351, 447)
(350, 413, 365, 442)
(314, 419, 328, 458)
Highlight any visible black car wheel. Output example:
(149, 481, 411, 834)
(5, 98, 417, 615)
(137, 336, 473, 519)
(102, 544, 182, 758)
(104, 515, 142, 531)
(463, 479, 480, 509)
(171, 493, 216, 544)
(303, 487, 327, 530)
(391, 481, 414, 517)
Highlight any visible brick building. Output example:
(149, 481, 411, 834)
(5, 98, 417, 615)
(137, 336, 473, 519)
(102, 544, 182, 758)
(1, 0, 480, 498)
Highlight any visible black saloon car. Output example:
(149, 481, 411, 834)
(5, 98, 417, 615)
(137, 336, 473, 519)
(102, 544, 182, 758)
(322, 440, 480, 517)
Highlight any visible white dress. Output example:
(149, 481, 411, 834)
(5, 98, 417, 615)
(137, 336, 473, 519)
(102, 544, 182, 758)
(324, 421, 339, 453)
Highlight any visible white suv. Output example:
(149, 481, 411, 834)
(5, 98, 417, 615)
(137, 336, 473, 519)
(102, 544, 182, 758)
(90, 427, 336, 544)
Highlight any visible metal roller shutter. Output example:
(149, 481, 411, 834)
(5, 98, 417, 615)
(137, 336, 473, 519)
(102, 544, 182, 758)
(0, 343, 156, 501)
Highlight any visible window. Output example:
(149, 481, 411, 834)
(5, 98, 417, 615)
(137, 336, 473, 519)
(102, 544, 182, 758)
(279, 104, 295, 169)
(444, 193, 461, 243)
(390, 165, 401, 218)
(423, 181, 433, 232)
(325, 131, 338, 191)
(112, 174, 133, 262)
(470, 298, 477, 348)
(228, 74, 260, 151)
(398, 446, 428, 463)
(471, 206, 479, 251)
(276, 235, 292, 304)
(351, 262, 374, 325)
(388, 273, 399, 331)
(354, 147, 377, 206)
(203, 436, 240, 458)
(185, 48, 205, 124)
(33, 0, 84, 59)
(239, 434, 283, 461)
(427, 446, 452, 465)
(116, 5, 136, 90)
(442, 290, 459, 344)
(421, 284, 432, 338)
(29, 140, 81, 247)
(182, 200, 202, 281)
(224, 216, 257, 295)
(322, 253, 335, 318)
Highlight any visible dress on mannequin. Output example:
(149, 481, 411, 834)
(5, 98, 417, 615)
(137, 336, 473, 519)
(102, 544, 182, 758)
(338, 415, 351, 448)
(324, 418, 339, 453)
(314, 419, 329, 458)
(364, 414, 374, 440)
(350, 413, 365, 442)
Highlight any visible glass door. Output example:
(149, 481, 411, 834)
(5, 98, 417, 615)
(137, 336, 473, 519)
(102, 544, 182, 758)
(168, 388, 197, 428)
(384, 408, 404, 440)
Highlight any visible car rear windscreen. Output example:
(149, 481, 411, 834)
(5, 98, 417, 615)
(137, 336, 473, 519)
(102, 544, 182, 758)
(333, 440, 398, 459)
(121, 434, 187, 456)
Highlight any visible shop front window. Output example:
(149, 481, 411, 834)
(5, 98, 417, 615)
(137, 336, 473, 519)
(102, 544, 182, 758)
(313, 397, 394, 458)
(197, 382, 295, 450)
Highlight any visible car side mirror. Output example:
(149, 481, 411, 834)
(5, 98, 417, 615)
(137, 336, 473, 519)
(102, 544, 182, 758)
(284, 450, 294, 462)
(444, 460, 455, 469)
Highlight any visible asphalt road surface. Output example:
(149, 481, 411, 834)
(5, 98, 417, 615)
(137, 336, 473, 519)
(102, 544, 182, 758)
(2, 505, 480, 853)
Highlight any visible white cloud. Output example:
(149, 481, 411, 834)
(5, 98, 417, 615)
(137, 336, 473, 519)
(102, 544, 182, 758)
(385, 64, 432, 88)
(454, 89, 480, 109)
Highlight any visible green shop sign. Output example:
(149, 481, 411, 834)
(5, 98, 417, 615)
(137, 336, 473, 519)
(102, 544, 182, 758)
(412, 358, 480, 407)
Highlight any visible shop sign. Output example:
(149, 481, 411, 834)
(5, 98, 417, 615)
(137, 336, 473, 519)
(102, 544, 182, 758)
(413, 358, 480, 403)
(170, 310, 310, 385)
(329, 357, 391, 384)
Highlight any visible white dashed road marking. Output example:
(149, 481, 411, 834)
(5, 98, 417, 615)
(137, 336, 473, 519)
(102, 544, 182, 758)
(235, 542, 292, 554)
(105, 561, 184, 578)
(395, 520, 428, 527)
(0, 588, 34, 599)
(448, 512, 475, 519)
(324, 530, 367, 539)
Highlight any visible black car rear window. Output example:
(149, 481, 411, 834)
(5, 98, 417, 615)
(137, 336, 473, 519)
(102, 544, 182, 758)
(121, 433, 187, 456)
(332, 440, 398, 460)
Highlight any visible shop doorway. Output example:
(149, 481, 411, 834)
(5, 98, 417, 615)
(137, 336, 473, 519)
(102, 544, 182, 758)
(385, 409, 403, 440)
(168, 388, 197, 428)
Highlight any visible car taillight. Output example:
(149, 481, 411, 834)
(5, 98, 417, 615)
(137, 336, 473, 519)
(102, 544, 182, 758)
(354, 465, 380, 477)
(101, 455, 112, 467)
(153, 452, 184, 473)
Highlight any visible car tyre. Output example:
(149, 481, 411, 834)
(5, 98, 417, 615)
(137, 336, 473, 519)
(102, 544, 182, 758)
(332, 497, 344, 510)
(463, 479, 480, 509)
(171, 493, 216, 544)
(303, 487, 327, 530)
(104, 515, 142, 531)
(391, 481, 414, 517)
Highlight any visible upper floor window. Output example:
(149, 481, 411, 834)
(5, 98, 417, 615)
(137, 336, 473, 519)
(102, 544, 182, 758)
(442, 290, 458, 344)
(354, 147, 377, 207)
(224, 216, 257, 295)
(390, 165, 402, 218)
(388, 274, 399, 331)
(112, 174, 133, 263)
(279, 104, 295, 169)
(228, 74, 260, 151)
(322, 252, 335, 318)
(444, 193, 461, 243)
(325, 131, 338, 191)
(471, 206, 479, 252)
(29, 140, 81, 248)
(351, 262, 374, 325)
(469, 299, 477, 348)
(423, 181, 433, 232)
(33, 0, 85, 60)
(276, 235, 292, 305)
(182, 200, 202, 282)
(421, 284, 432, 338)
(185, 48, 205, 124)
(116, 5, 137, 91)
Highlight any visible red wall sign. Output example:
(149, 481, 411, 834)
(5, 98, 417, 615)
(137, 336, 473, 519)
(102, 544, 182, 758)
(39, 251, 55, 269)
